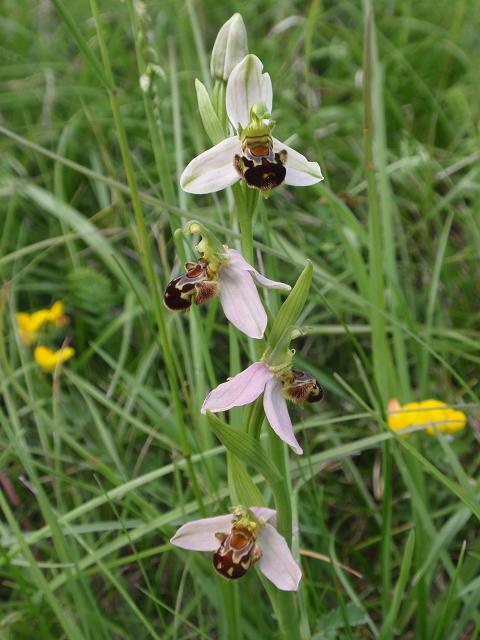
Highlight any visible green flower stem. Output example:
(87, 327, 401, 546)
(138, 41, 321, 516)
(219, 580, 241, 640)
(88, 0, 205, 513)
(246, 396, 265, 439)
(269, 432, 293, 547)
(231, 183, 259, 265)
(262, 580, 302, 640)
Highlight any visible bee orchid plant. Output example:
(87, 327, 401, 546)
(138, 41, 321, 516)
(165, 16, 325, 634)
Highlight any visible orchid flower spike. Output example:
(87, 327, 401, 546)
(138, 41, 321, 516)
(170, 506, 301, 591)
(163, 221, 290, 339)
(181, 54, 323, 196)
(202, 352, 323, 454)
(387, 398, 467, 436)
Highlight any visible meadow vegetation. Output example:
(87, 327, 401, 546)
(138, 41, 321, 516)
(1, 0, 479, 638)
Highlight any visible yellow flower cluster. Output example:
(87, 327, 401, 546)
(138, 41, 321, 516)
(387, 398, 466, 436)
(33, 345, 75, 373)
(16, 301, 75, 373)
(16, 301, 67, 345)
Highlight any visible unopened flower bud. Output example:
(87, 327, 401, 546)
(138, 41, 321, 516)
(210, 13, 248, 81)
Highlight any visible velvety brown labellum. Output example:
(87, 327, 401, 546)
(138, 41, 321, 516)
(234, 150, 287, 192)
(213, 527, 261, 580)
(164, 260, 215, 311)
(283, 369, 324, 404)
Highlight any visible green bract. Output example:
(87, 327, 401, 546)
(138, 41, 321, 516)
(265, 260, 313, 362)
(210, 13, 248, 82)
(195, 79, 225, 145)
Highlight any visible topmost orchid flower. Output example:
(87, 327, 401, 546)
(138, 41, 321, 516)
(180, 55, 323, 195)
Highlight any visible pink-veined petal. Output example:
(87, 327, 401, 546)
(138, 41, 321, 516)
(170, 514, 233, 551)
(218, 265, 268, 338)
(226, 55, 273, 129)
(258, 523, 302, 591)
(180, 137, 241, 194)
(225, 248, 291, 291)
(272, 137, 323, 186)
(263, 378, 303, 454)
(250, 507, 277, 526)
(202, 361, 273, 413)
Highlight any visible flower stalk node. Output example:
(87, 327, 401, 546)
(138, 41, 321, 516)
(262, 348, 295, 377)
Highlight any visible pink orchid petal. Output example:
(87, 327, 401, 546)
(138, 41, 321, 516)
(226, 248, 291, 291)
(250, 507, 277, 526)
(202, 361, 274, 413)
(258, 523, 302, 591)
(218, 265, 268, 338)
(263, 378, 303, 454)
(170, 514, 233, 551)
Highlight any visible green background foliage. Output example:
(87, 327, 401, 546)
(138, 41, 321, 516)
(1, 0, 479, 638)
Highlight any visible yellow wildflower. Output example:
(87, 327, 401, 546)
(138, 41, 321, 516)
(387, 398, 466, 436)
(48, 301, 67, 326)
(16, 310, 51, 345)
(16, 301, 67, 345)
(34, 345, 75, 373)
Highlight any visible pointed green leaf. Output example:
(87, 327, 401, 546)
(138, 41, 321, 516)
(378, 530, 415, 640)
(195, 79, 226, 145)
(206, 412, 281, 487)
(227, 453, 265, 507)
(267, 260, 313, 353)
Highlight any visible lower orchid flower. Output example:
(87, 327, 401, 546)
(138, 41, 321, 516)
(387, 398, 467, 436)
(202, 358, 323, 454)
(163, 221, 290, 339)
(170, 506, 301, 591)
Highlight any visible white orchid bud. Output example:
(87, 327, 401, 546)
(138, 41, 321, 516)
(210, 13, 248, 81)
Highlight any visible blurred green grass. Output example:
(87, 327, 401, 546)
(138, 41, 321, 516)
(1, 0, 480, 638)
